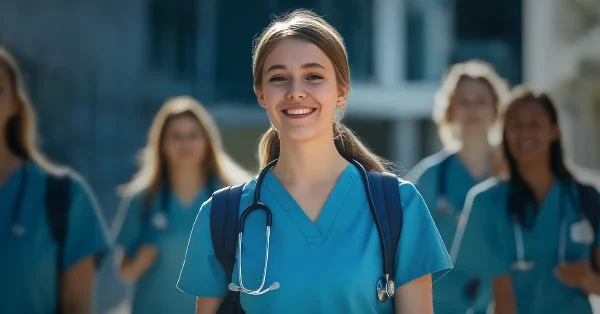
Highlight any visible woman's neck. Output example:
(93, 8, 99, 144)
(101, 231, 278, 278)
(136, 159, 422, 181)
(167, 165, 206, 205)
(457, 132, 492, 180)
(518, 158, 555, 204)
(273, 132, 348, 186)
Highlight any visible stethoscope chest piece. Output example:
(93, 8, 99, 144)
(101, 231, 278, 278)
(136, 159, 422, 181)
(152, 211, 169, 230)
(12, 225, 25, 237)
(376, 276, 395, 302)
(436, 196, 453, 216)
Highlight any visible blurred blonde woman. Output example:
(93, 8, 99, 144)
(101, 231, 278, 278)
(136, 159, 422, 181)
(112, 96, 251, 314)
(0, 46, 111, 314)
(406, 60, 510, 314)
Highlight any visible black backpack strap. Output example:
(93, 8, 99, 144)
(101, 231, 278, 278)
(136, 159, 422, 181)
(576, 182, 600, 272)
(210, 184, 245, 314)
(367, 171, 403, 284)
(45, 172, 72, 314)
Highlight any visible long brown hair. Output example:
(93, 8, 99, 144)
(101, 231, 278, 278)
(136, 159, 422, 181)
(119, 96, 251, 200)
(433, 60, 510, 149)
(252, 9, 391, 173)
(1, 47, 62, 174)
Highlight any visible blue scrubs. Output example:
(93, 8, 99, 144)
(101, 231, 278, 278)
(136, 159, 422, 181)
(0, 161, 111, 314)
(114, 180, 217, 314)
(178, 163, 452, 313)
(454, 178, 600, 314)
(407, 151, 492, 314)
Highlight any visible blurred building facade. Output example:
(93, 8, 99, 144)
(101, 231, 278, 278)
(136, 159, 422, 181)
(0, 0, 524, 221)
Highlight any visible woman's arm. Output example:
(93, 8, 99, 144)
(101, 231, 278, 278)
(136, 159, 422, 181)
(492, 275, 517, 314)
(117, 244, 158, 282)
(195, 297, 224, 314)
(61, 257, 95, 314)
(393, 275, 433, 314)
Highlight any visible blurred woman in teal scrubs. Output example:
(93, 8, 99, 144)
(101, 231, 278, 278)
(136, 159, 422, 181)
(0, 47, 111, 314)
(177, 10, 452, 314)
(406, 60, 509, 314)
(453, 86, 600, 314)
(111, 96, 250, 314)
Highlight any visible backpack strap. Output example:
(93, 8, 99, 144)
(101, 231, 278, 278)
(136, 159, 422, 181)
(576, 182, 600, 272)
(45, 172, 72, 314)
(367, 171, 403, 285)
(210, 184, 245, 314)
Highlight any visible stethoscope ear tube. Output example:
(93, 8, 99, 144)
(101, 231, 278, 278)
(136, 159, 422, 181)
(238, 203, 272, 233)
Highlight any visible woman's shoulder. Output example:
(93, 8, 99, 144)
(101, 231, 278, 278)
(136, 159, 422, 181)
(403, 150, 455, 183)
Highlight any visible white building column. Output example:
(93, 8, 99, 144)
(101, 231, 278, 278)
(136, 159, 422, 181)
(374, 0, 404, 87)
(374, 0, 421, 170)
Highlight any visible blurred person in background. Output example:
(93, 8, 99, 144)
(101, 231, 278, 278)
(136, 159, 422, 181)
(177, 9, 452, 314)
(405, 60, 509, 314)
(111, 96, 251, 314)
(0, 47, 111, 314)
(452, 86, 600, 314)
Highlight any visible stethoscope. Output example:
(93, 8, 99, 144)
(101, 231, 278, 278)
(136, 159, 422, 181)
(227, 158, 397, 302)
(511, 183, 572, 272)
(10, 165, 28, 237)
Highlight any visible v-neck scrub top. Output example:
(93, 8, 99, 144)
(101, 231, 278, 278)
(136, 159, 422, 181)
(178, 163, 452, 314)
(0, 161, 111, 314)
(453, 178, 600, 314)
(114, 182, 216, 314)
(408, 152, 492, 314)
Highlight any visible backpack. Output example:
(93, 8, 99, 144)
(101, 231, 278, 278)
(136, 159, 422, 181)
(209, 171, 403, 314)
(576, 182, 600, 273)
(45, 173, 73, 314)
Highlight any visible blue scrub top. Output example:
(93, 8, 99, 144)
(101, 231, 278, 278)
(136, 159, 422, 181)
(407, 151, 492, 314)
(0, 161, 111, 314)
(114, 179, 218, 314)
(178, 163, 452, 314)
(454, 178, 600, 314)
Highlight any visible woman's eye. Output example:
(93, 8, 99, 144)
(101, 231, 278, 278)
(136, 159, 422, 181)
(269, 76, 286, 82)
(307, 74, 323, 81)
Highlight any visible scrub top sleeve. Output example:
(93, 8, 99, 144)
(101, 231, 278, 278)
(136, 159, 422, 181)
(113, 196, 144, 256)
(62, 177, 112, 271)
(395, 181, 453, 286)
(452, 186, 511, 277)
(177, 199, 229, 298)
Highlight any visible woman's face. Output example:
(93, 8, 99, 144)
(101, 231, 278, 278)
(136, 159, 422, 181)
(504, 100, 558, 167)
(256, 37, 347, 143)
(162, 114, 208, 169)
(0, 63, 17, 129)
(448, 78, 497, 134)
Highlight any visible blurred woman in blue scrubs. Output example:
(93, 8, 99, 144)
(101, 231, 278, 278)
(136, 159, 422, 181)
(406, 60, 509, 314)
(177, 9, 452, 314)
(111, 96, 250, 314)
(0, 47, 111, 313)
(453, 86, 600, 314)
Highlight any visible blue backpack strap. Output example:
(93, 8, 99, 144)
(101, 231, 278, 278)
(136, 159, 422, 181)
(45, 172, 72, 314)
(210, 184, 245, 314)
(576, 182, 600, 272)
(367, 171, 403, 283)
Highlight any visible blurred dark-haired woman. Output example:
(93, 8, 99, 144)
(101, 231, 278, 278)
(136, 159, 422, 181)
(452, 86, 600, 314)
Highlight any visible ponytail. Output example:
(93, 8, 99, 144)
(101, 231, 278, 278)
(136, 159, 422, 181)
(257, 122, 392, 173)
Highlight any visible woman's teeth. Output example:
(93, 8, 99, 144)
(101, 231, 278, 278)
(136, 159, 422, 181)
(286, 108, 314, 115)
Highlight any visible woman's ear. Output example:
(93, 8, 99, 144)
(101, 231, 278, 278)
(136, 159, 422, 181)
(337, 85, 349, 107)
(256, 89, 265, 108)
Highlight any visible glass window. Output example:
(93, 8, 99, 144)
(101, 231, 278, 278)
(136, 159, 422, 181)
(213, 0, 374, 104)
(148, 0, 198, 80)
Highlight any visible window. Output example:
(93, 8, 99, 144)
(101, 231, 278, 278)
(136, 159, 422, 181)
(148, 0, 198, 80)
(214, 0, 374, 104)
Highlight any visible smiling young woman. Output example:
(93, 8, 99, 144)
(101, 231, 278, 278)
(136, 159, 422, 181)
(176, 9, 452, 314)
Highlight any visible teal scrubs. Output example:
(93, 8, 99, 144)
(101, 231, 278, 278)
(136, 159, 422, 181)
(178, 163, 452, 313)
(407, 151, 492, 314)
(114, 180, 218, 314)
(0, 161, 111, 314)
(454, 178, 600, 314)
